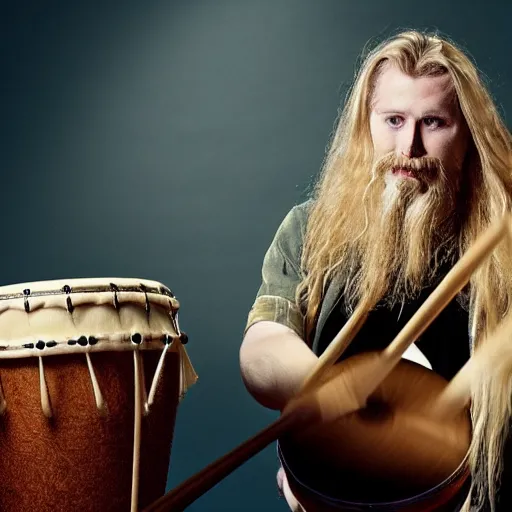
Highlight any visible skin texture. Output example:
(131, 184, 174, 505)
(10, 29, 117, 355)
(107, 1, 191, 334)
(369, 64, 470, 184)
(240, 321, 318, 411)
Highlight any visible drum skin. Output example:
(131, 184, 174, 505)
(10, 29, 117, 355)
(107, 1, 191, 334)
(0, 350, 181, 512)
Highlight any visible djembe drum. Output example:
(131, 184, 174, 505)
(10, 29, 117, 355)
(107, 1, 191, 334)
(0, 277, 197, 512)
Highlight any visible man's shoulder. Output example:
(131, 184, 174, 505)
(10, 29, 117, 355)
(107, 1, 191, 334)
(278, 199, 313, 239)
(290, 199, 313, 219)
(264, 199, 314, 266)
(289, 198, 313, 216)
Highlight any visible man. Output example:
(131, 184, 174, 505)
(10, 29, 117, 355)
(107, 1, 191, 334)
(239, 30, 512, 511)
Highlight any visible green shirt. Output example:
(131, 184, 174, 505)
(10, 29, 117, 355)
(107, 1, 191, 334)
(245, 200, 310, 342)
(245, 200, 472, 381)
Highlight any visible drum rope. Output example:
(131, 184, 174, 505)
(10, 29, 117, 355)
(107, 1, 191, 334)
(148, 341, 170, 408)
(148, 306, 183, 408)
(38, 356, 53, 418)
(138, 351, 150, 416)
(85, 352, 107, 414)
(131, 349, 143, 512)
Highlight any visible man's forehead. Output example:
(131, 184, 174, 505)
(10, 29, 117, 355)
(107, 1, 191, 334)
(371, 64, 458, 113)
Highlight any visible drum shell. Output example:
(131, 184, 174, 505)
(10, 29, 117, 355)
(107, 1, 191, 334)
(280, 440, 470, 512)
(0, 350, 180, 512)
(277, 358, 472, 511)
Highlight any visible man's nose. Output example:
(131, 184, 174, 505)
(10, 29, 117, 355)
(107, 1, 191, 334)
(399, 122, 426, 159)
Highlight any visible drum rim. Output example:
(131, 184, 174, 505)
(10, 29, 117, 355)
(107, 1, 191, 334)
(277, 440, 470, 508)
(0, 277, 185, 358)
(0, 277, 175, 301)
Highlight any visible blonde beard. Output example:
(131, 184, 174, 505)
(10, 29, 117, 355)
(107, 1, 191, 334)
(340, 152, 460, 310)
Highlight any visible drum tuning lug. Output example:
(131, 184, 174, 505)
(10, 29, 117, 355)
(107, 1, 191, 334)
(131, 333, 142, 345)
(77, 336, 88, 347)
(160, 334, 172, 345)
(23, 289, 31, 313)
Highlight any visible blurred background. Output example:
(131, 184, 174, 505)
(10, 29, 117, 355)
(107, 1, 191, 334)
(2, 1, 511, 510)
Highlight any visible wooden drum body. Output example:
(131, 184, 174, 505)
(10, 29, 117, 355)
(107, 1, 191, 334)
(0, 278, 197, 512)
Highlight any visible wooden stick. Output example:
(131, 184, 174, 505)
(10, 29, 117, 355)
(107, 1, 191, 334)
(300, 301, 369, 392)
(303, 212, 511, 407)
(141, 304, 371, 512)
(143, 214, 510, 512)
(143, 367, 369, 512)
(429, 357, 475, 419)
(142, 409, 306, 512)
(342, 213, 511, 403)
(383, 214, 510, 366)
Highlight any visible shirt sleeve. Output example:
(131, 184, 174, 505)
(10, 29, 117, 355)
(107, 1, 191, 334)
(244, 202, 309, 339)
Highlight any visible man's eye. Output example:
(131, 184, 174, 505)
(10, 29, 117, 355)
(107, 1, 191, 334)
(423, 117, 445, 128)
(386, 116, 403, 127)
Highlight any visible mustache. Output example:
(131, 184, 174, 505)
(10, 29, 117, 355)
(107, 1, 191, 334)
(372, 153, 446, 185)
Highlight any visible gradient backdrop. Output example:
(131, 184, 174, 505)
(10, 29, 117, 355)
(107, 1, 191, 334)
(2, 1, 511, 511)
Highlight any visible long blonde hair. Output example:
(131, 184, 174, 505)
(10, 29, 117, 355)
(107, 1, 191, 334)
(297, 30, 512, 510)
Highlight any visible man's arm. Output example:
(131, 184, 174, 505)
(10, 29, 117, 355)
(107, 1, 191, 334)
(240, 202, 315, 411)
(240, 321, 318, 411)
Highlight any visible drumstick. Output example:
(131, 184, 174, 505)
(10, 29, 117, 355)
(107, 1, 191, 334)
(142, 370, 366, 512)
(342, 212, 512, 403)
(299, 300, 370, 392)
(378, 213, 510, 368)
(142, 290, 372, 512)
(143, 213, 510, 512)
(300, 213, 510, 393)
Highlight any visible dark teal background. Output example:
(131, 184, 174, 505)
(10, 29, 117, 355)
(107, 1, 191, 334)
(2, 1, 511, 511)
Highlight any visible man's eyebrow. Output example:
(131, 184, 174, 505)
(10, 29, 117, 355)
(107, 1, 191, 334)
(374, 109, 453, 117)
(374, 110, 406, 115)
(421, 109, 453, 117)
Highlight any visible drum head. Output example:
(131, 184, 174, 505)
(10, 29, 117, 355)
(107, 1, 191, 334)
(278, 358, 471, 510)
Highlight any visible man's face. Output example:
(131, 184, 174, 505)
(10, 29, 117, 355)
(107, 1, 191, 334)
(344, 63, 472, 307)
(369, 63, 470, 186)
